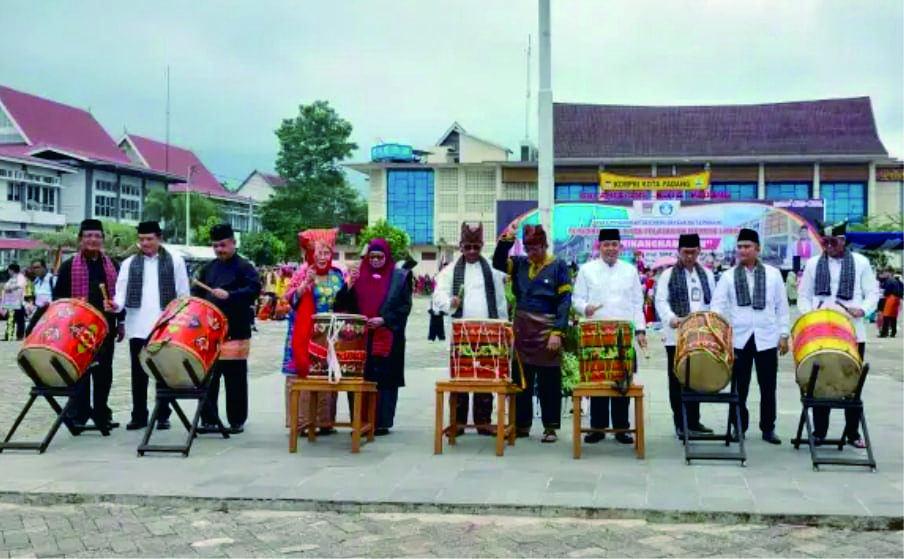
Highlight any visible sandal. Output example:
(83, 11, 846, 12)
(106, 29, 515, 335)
(541, 430, 557, 443)
(848, 437, 866, 449)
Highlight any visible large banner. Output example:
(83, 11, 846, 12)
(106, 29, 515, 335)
(496, 199, 825, 272)
(599, 170, 710, 191)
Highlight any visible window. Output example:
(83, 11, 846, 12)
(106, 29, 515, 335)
(555, 184, 597, 201)
(821, 182, 866, 224)
(95, 180, 116, 193)
(120, 198, 140, 221)
(421, 252, 437, 261)
(121, 182, 141, 197)
(503, 182, 537, 201)
(7, 182, 21, 202)
(711, 183, 757, 200)
(765, 183, 810, 200)
(387, 169, 434, 245)
(94, 195, 117, 217)
(25, 185, 56, 212)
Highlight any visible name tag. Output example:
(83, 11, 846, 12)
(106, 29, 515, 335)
(691, 287, 702, 302)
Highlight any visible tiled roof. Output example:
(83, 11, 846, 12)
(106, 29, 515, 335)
(261, 173, 286, 187)
(0, 239, 45, 251)
(554, 97, 888, 159)
(0, 145, 78, 172)
(124, 134, 236, 197)
(0, 85, 132, 164)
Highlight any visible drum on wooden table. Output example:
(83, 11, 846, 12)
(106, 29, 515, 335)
(577, 320, 635, 383)
(791, 309, 862, 399)
(18, 299, 109, 387)
(140, 297, 229, 389)
(674, 311, 734, 393)
(450, 319, 513, 380)
(308, 313, 368, 379)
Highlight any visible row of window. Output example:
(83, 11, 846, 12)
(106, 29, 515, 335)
(96, 180, 141, 197)
(387, 170, 434, 245)
(94, 195, 141, 220)
(7, 183, 57, 212)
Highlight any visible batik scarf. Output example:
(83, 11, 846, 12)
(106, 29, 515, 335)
(734, 262, 767, 310)
(667, 263, 712, 317)
(815, 250, 856, 301)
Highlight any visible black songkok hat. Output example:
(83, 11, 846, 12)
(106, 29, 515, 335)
(820, 220, 847, 238)
(598, 229, 620, 242)
(209, 223, 234, 241)
(79, 219, 103, 234)
(678, 233, 700, 248)
(738, 228, 760, 245)
(137, 221, 162, 235)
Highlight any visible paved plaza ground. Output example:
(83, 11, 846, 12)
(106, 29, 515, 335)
(0, 296, 901, 555)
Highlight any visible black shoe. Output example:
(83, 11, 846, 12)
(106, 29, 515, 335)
(516, 430, 531, 438)
(157, 419, 171, 431)
(230, 425, 244, 434)
(126, 420, 148, 431)
(688, 423, 713, 434)
(762, 431, 782, 445)
(103, 420, 120, 429)
(317, 427, 337, 436)
(476, 428, 495, 437)
(813, 436, 826, 447)
(374, 428, 390, 436)
(196, 423, 219, 434)
(446, 427, 465, 438)
(615, 433, 634, 445)
(729, 431, 745, 443)
(584, 432, 606, 444)
(675, 427, 685, 439)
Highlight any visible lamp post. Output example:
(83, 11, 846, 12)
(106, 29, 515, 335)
(538, 0, 554, 237)
(185, 164, 197, 245)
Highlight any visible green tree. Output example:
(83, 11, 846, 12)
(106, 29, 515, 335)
(142, 189, 221, 244)
(195, 215, 222, 246)
(261, 100, 366, 260)
(240, 231, 287, 266)
(31, 220, 139, 264)
(358, 219, 410, 261)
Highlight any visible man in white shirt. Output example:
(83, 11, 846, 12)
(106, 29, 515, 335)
(712, 228, 790, 445)
(797, 221, 879, 448)
(3, 263, 27, 340)
(433, 223, 508, 436)
(654, 233, 716, 438)
(111, 221, 190, 431)
(29, 259, 55, 309)
(573, 229, 647, 445)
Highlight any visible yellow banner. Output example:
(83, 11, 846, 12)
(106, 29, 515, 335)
(599, 170, 710, 191)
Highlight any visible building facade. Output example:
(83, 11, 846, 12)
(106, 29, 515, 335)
(353, 99, 903, 276)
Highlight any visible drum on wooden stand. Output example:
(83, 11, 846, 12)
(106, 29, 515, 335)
(18, 299, 109, 387)
(577, 320, 635, 384)
(674, 311, 734, 393)
(308, 313, 368, 379)
(450, 319, 514, 380)
(791, 309, 862, 399)
(140, 297, 229, 389)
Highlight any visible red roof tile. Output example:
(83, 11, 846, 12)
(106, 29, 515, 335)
(262, 173, 286, 187)
(125, 134, 230, 196)
(0, 85, 132, 165)
(0, 239, 45, 250)
(554, 97, 888, 159)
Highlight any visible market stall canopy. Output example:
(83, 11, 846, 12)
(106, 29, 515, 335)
(846, 232, 904, 252)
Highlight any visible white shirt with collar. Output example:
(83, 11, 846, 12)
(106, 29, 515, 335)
(113, 251, 190, 340)
(573, 258, 645, 328)
(432, 259, 508, 320)
(32, 273, 56, 307)
(711, 262, 790, 351)
(797, 252, 879, 342)
(654, 265, 717, 347)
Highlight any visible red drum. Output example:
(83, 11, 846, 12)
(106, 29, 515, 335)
(308, 313, 368, 379)
(577, 320, 635, 384)
(140, 297, 229, 389)
(18, 299, 109, 387)
(450, 319, 514, 380)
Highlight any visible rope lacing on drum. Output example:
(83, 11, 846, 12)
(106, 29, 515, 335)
(325, 314, 343, 384)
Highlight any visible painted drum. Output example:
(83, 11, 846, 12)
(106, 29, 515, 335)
(308, 313, 368, 379)
(791, 309, 862, 399)
(141, 296, 229, 389)
(675, 311, 734, 393)
(450, 319, 514, 380)
(577, 320, 635, 384)
(18, 298, 109, 387)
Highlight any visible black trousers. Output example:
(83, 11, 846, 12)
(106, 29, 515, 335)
(590, 397, 630, 430)
(453, 393, 493, 426)
(201, 359, 248, 427)
(68, 333, 115, 424)
(880, 317, 897, 338)
(666, 345, 700, 429)
(14, 308, 25, 340)
(813, 342, 865, 439)
(428, 312, 445, 341)
(128, 338, 170, 423)
(730, 336, 777, 434)
(514, 363, 561, 430)
(347, 387, 398, 430)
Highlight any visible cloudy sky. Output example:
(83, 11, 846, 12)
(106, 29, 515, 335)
(2, 0, 901, 192)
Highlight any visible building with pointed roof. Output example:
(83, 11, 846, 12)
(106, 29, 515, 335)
(234, 170, 286, 204)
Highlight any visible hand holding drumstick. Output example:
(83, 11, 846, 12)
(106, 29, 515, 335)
(100, 284, 116, 313)
(193, 279, 229, 300)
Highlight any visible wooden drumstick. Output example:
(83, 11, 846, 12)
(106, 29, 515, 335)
(192, 279, 216, 294)
(99, 283, 110, 303)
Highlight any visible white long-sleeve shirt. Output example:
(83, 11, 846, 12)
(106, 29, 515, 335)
(573, 259, 645, 328)
(711, 263, 790, 351)
(114, 251, 190, 340)
(797, 252, 880, 342)
(432, 260, 508, 320)
(654, 265, 717, 347)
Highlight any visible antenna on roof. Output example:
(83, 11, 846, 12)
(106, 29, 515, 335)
(165, 65, 171, 174)
(524, 34, 531, 142)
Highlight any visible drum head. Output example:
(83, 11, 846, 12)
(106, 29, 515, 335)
(675, 352, 731, 393)
(18, 347, 81, 387)
(140, 345, 208, 389)
(797, 350, 862, 399)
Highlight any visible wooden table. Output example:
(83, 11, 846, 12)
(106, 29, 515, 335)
(572, 382, 645, 459)
(286, 377, 378, 454)
(435, 379, 518, 457)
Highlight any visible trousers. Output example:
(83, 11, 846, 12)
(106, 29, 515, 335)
(201, 359, 248, 427)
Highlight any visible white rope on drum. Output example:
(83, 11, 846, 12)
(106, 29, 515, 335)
(325, 314, 343, 384)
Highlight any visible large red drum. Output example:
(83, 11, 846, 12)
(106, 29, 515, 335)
(140, 297, 229, 389)
(308, 313, 368, 379)
(18, 299, 109, 387)
(450, 319, 514, 380)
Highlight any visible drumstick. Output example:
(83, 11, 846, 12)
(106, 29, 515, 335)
(192, 279, 216, 294)
(99, 283, 110, 303)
